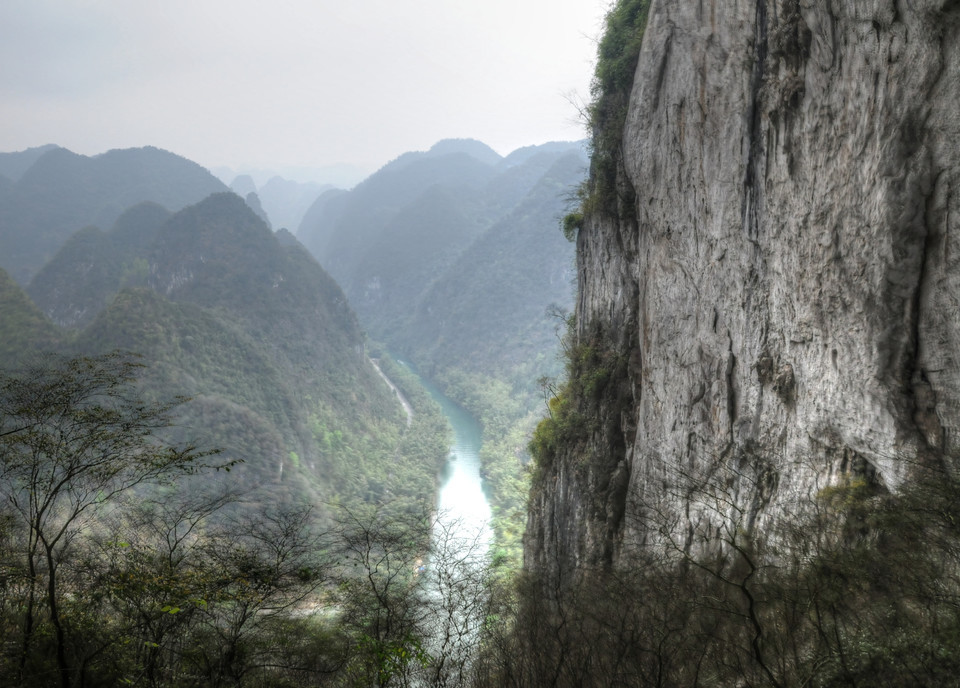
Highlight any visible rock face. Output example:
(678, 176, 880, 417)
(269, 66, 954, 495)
(526, 0, 960, 576)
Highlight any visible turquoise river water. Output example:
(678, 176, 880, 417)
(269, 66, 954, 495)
(397, 362, 493, 557)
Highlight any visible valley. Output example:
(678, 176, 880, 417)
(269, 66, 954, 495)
(0, 133, 580, 686)
(3, 0, 959, 684)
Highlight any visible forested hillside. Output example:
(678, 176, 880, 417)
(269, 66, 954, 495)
(0, 142, 466, 684)
(406, 153, 586, 382)
(5, 190, 449, 511)
(298, 138, 587, 563)
(0, 268, 60, 363)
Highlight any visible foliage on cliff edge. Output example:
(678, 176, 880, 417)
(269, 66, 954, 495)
(577, 0, 650, 220)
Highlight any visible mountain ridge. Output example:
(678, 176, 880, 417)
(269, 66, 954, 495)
(0, 145, 229, 284)
(14, 190, 441, 509)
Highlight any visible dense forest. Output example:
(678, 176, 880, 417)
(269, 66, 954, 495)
(0, 352, 477, 686)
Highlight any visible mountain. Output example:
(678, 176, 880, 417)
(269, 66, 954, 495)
(19, 192, 444, 508)
(213, 162, 368, 190)
(229, 174, 258, 198)
(298, 140, 585, 365)
(27, 202, 171, 328)
(258, 176, 332, 232)
(403, 153, 583, 383)
(341, 184, 488, 341)
(296, 138, 585, 565)
(0, 174, 12, 200)
(499, 140, 587, 168)
(0, 268, 60, 365)
(297, 139, 503, 257)
(299, 147, 498, 293)
(425, 138, 502, 165)
(0, 145, 229, 284)
(229, 174, 332, 233)
(242, 191, 272, 228)
(0, 144, 61, 181)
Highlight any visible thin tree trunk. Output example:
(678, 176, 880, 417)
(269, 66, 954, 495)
(18, 528, 39, 683)
(44, 541, 71, 688)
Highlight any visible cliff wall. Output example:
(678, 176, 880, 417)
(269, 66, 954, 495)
(526, 0, 960, 577)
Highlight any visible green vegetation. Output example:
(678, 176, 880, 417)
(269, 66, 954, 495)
(570, 0, 650, 220)
(528, 317, 625, 474)
(561, 210, 582, 242)
(0, 172, 465, 683)
(0, 269, 61, 365)
(297, 142, 587, 570)
(4, 192, 450, 518)
(27, 201, 170, 328)
(321, 351, 451, 515)
(0, 353, 223, 686)
(5, 349, 960, 686)
(430, 368, 531, 568)
(477, 454, 960, 687)
(0, 353, 488, 687)
(403, 153, 584, 385)
(299, 142, 584, 388)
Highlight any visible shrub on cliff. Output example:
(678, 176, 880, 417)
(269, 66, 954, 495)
(583, 0, 651, 216)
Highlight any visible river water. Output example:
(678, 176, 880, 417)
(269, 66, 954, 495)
(393, 362, 495, 682)
(397, 362, 493, 554)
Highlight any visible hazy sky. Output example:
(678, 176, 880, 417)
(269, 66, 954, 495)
(0, 0, 609, 177)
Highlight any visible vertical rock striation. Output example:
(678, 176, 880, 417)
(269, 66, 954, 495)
(526, 0, 960, 577)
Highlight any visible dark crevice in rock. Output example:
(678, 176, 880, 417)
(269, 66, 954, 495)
(725, 331, 738, 444)
(650, 26, 675, 113)
(742, 0, 770, 243)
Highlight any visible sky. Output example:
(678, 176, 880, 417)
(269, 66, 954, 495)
(0, 0, 610, 181)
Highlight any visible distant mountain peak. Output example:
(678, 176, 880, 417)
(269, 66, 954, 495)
(0, 144, 63, 182)
(230, 174, 258, 197)
(426, 139, 502, 166)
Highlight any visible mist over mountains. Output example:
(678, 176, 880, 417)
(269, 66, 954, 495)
(3, 186, 423, 506)
(0, 145, 228, 285)
(297, 137, 587, 383)
(3, 0, 958, 682)
(228, 174, 334, 234)
(0, 137, 584, 513)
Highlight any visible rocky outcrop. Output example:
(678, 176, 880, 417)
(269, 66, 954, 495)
(526, 0, 960, 576)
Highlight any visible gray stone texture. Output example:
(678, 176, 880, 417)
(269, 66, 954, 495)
(526, 0, 960, 576)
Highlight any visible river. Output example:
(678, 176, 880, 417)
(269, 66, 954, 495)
(396, 360, 493, 555)
(396, 361, 493, 683)
(394, 362, 493, 685)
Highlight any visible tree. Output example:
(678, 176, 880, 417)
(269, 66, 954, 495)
(186, 504, 335, 686)
(0, 352, 223, 688)
(333, 503, 433, 687)
(86, 489, 239, 687)
(421, 515, 493, 688)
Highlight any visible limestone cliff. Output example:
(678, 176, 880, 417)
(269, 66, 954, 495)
(526, 0, 960, 578)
